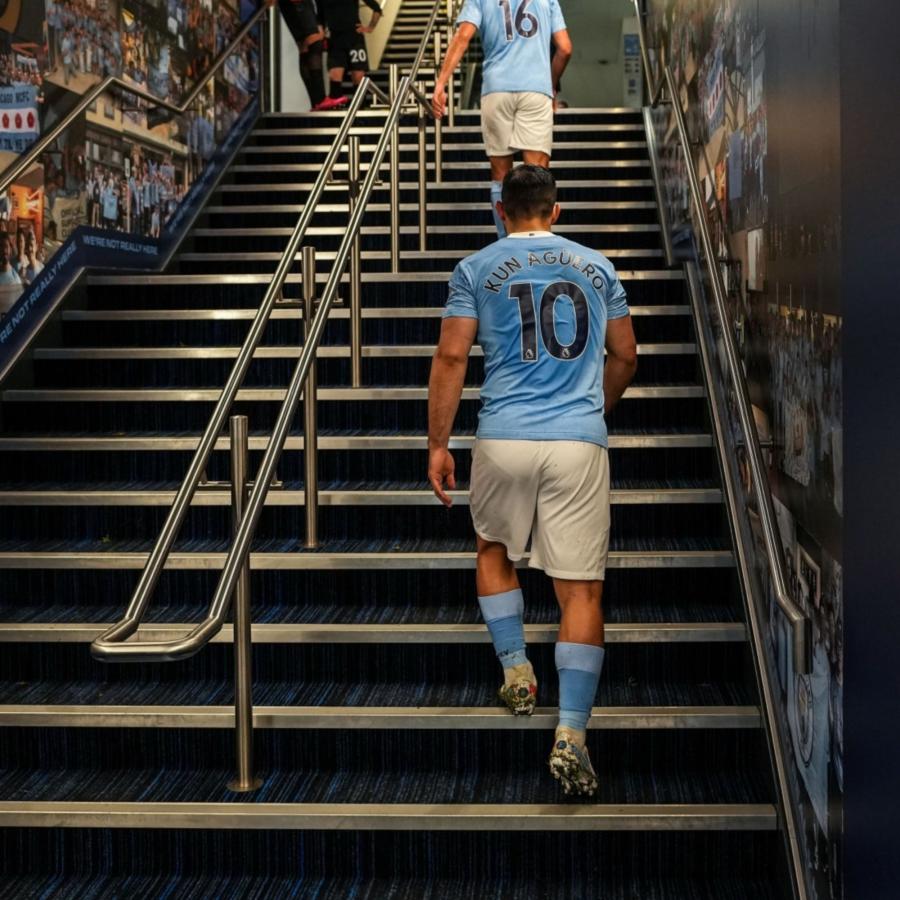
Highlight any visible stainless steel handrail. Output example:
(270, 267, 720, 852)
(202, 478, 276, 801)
(631, 0, 665, 108)
(91, 3, 445, 663)
(90, 78, 382, 661)
(663, 64, 810, 675)
(0, 6, 269, 194)
(630, 1, 810, 675)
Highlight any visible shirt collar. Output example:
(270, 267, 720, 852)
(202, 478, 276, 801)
(507, 230, 555, 239)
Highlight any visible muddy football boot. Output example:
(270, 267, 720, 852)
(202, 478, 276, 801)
(548, 728, 599, 796)
(497, 663, 538, 716)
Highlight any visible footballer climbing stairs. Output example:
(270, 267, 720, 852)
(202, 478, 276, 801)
(0, 107, 793, 897)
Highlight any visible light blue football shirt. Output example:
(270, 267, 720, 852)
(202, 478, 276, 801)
(444, 233, 630, 447)
(457, 0, 567, 98)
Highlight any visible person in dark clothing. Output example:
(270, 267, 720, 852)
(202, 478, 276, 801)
(271, 0, 328, 109)
(317, 0, 382, 108)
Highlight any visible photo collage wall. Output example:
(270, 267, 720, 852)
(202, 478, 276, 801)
(0, 0, 261, 316)
(648, 1, 842, 898)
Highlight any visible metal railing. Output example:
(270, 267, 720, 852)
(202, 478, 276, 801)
(631, 0, 809, 677)
(91, 2, 449, 792)
(0, 6, 270, 195)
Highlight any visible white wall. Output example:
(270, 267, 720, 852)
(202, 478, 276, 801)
(556, 0, 636, 108)
(279, 17, 312, 112)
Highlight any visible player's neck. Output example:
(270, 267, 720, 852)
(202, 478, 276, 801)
(505, 218, 554, 235)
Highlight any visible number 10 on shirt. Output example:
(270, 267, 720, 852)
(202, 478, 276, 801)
(509, 280, 590, 362)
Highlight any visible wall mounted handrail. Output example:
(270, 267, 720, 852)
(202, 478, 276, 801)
(632, 0, 666, 108)
(0, 6, 270, 195)
(629, 2, 810, 678)
(91, 3, 444, 664)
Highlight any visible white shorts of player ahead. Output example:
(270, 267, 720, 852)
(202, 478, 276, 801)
(470, 438, 611, 580)
(481, 91, 554, 157)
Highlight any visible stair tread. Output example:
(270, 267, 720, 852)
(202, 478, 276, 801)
(0, 426, 707, 439)
(0, 536, 732, 554)
(0, 476, 719, 492)
(0, 603, 742, 629)
(0, 673, 754, 708)
(3, 384, 703, 400)
(0, 873, 786, 900)
(0, 758, 771, 806)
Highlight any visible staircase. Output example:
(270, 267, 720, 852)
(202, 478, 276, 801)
(0, 106, 792, 896)
(374, 0, 473, 101)
(382, 0, 443, 71)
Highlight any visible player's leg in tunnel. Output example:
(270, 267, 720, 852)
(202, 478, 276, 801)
(328, 64, 347, 101)
(476, 535, 537, 714)
(555, 577, 605, 740)
(489, 155, 514, 238)
(549, 578, 604, 795)
(301, 33, 326, 108)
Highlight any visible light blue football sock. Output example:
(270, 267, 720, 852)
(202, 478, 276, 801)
(490, 180, 507, 238)
(556, 641, 605, 732)
(478, 588, 527, 668)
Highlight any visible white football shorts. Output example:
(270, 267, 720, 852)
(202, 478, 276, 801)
(469, 439, 611, 581)
(480, 91, 554, 158)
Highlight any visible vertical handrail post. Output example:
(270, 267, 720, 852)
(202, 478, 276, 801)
(433, 30, 442, 69)
(416, 84, 428, 253)
(444, 26, 456, 128)
(265, 5, 279, 114)
(388, 64, 401, 273)
(434, 36, 445, 182)
(227, 415, 261, 794)
(348, 135, 363, 387)
(301, 246, 319, 548)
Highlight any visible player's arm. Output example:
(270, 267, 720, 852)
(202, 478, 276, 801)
(604, 315, 638, 414)
(431, 22, 477, 119)
(358, 0, 382, 32)
(428, 316, 478, 507)
(551, 29, 573, 97)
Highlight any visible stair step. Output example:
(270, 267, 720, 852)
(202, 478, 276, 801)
(0, 621, 744, 644)
(229, 159, 650, 172)
(86, 268, 682, 285)
(32, 342, 693, 360)
(174, 248, 666, 262)
(0, 704, 759, 730)
(0, 872, 789, 899)
(0, 548, 735, 571)
(0, 485, 722, 507)
(251, 124, 644, 137)
(61, 303, 688, 320)
(188, 224, 661, 237)
(214, 178, 655, 191)
(0, 431, 712, 452)
(237, 141, 647, 154)
(0, 801, 777, 832)
(204, 201, 657, 214)
(258, 107, 642, 118)
(3, 385, 704, 402)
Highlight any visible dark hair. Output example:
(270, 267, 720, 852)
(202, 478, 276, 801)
(501, 165, 557, 221)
